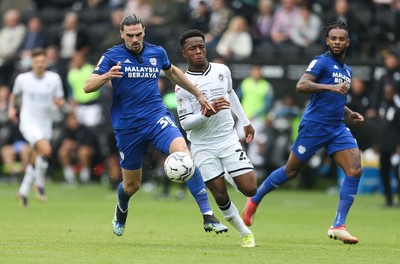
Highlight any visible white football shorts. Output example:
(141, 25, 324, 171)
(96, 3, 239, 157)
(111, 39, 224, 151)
(20, 121, 52, 147)
(191, 140, 254, 182)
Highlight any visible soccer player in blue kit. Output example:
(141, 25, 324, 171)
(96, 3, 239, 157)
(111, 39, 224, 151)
(242, 20, 364, 244)
(83, 14, 228, 236)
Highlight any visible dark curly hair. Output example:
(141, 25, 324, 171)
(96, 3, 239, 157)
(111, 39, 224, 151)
(323, 20, 349, 38)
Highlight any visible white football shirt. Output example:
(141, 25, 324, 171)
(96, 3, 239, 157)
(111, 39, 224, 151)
(12, 71, 64, 141)
(176, 62, 243, 145)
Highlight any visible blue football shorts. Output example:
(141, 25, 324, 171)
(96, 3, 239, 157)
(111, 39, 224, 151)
(292, 120, 358, 162)
(114, 111, 183, 170)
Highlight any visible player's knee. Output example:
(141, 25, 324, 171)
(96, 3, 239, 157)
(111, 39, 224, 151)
(349, 167, 362, 178)
(213, 192, 229, 206)
(241, 185, 257, 197)
(123, 182, 140, 196)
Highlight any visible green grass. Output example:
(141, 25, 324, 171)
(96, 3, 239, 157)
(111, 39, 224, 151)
(0, 182, 399, 264)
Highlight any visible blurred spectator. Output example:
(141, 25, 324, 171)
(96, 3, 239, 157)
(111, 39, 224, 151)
(53, 11, 90, 92)
(54, 11, 90, 61)
(369, 49, 400, 116)
(1, 123, 30, 181)
(269, 0, 300, 47)
(46, 45, 62, 75)
(230, 0, 259, 23)
(236, 65, 274, 174)
(67, 51, 102, 128)
(0, 9, 26, 86)
(188, 0, 211, 33)
(124, 0, 154, 25)
(250, 0, 274, 45)
(0, 85, 30, 180)
(145, 0, 184, 46)
(99, 82, 122, 190)
(347, 78, 372, 117)
(290, 4, 321, 51)
(100, 8, 124, 52)
(346, 78, 376, 150)
(17, 15, 49, 72)
(57, 113, 99, 184)
(204, 0, 233, 51)
(376, 82, 400, 207)
(216, 15, 253, 61)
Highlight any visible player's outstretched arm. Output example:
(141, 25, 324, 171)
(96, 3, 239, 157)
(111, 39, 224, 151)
(164, 64, 215, 114)
(84, 61, 123, 93)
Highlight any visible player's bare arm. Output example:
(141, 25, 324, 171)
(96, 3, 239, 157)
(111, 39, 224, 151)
(84, 61, 123, 93)
(344, 106, 364, 124)
(296, 73, 337, 94)
(164, 64, 215, 114)
(204, 97, 230, 117)
(7, 93, 18, 123)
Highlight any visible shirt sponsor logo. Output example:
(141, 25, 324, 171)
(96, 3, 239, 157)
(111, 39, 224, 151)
(125, 66, 159, 78)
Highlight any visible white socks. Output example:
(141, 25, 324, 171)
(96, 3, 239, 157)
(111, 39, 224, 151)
(220, 201, 251, 237)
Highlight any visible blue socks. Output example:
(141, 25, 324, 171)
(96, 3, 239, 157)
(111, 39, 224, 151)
(117, 182, 131, 212)
(186, 167, 211, 215)
(333, 175, 359, 227)
(252, 166, 290, 204)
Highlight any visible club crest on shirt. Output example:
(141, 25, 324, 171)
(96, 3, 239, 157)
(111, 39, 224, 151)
(150, 57, 157, 66)
(218, 73, 224, 81)
(298, 145, 306, 154)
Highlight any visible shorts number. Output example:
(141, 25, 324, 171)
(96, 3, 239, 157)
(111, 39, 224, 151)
(235, 149, 247, 161)
(157, 116, 177, 129)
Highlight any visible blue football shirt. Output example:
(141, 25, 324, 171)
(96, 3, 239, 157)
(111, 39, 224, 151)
(301, 52, 352, 125)
(93, 43, 172, 131)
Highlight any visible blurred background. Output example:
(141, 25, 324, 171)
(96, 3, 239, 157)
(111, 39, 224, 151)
(0, 0, 399, 205)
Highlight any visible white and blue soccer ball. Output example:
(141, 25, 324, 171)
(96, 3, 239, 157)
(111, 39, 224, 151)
(164, 152, 195, 183)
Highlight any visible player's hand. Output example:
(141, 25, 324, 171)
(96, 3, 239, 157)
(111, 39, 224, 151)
(8, 107, 18, 124)
(107, 61, 123, 80)
(54, 97, 65, 107)
(332, 80, 350, 96)
(243, 124, 255, 144)
(348, 111, 364, 124)
(197, 93, 215, 115)
(204, 97, 229, 117)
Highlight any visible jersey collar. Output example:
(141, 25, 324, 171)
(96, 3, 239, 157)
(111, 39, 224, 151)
(186, 62, 211, 76)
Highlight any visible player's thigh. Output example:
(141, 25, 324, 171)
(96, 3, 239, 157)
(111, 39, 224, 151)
(221, 142, 254, 177)
(148, 113, 188, 155)
(232, 171, 257, 196)
(20, 122, 51, 148)
(332, 148, 362, 177)
(115, 127, 150, 170)
(328, 126, 361, 177)
(192, 146, 225, 182)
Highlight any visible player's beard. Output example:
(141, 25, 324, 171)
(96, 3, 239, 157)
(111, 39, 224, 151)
(131, 42, 142, 53)
(329, 46, 346, 57)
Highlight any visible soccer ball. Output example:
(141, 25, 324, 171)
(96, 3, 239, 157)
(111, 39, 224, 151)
(164, 152, 195, 183)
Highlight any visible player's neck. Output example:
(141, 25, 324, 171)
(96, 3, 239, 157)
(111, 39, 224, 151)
(188, 61, 209, 72)
(33, 70, 45, 78)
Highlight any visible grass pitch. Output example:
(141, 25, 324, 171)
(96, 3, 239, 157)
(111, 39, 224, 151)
(0, 181, 399, 264)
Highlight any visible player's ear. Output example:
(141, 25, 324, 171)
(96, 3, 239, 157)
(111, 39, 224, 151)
(143, 27, 146, 37)
(182, 50, 187, 59)
(120, 30, 123, 39)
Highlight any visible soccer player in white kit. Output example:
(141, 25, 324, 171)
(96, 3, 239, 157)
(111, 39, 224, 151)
(176, 29, 258, 247)
(8, 48, 64, 207)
